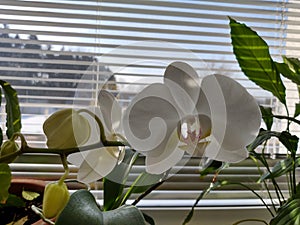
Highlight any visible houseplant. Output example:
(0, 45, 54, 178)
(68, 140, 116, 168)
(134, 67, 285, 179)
(0, 80, 46, 225)
(0, 59, 262, 223)
(183, 18, 300, 225)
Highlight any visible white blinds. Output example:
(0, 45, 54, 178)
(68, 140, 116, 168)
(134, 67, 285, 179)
(1, 0, 298, 208)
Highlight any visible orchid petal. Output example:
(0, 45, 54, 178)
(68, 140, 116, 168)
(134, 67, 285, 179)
(123, 83, 181, 154)
(204, 136, 249, 163)
(76, 147, 119, 183)
(164, 61, 200, 114)
(145, 129, 185, 174)
(98, 90, 122, 137)
(80, 106, 102, 145)
(67, 151, 90, 167)
(200, 74, 261, 162)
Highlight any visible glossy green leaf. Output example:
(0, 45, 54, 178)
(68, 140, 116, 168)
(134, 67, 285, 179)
(284, 57, 300, 72)
(143, 213, 155, 225)
(295, 183, 300, 199)
(103, 179, 124, 211)
(259, 157, 300, 182)
(247, 129, 279, 152)
(0, 163, 11, 203)
(229, 18, 286, 104)
(56, 190, 103, 225)
(295, 103, 300, 118)
(278, 131, 299, 155)
(103, 205, 146, 225)
(0, 80, 21, 138)
(56, 190, 147, 225)
(103, 149, 137, 210)
(276, 61, 300, 86)
(259, 106, 273, 130)
(270, 198, 300, 225)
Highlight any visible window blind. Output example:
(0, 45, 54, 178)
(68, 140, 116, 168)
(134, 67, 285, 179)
(1, 0, 299, 209)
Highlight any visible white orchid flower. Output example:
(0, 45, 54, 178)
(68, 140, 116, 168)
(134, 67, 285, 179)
(122, 61, 261, 174)
(68, 90, 125, 183)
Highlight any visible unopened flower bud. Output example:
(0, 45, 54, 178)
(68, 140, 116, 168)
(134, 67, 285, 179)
(43, 109, 90, 149)
(0, 140, 19, 163)
(42, 181, 70, 219)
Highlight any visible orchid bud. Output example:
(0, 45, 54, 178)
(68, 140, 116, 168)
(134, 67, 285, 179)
(0, 140, 19, 163)
(42, 181, 70, 219)
(43, 109, 90, 149)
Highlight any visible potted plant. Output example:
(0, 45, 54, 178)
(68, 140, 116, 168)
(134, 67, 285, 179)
(0, 80, 47, 225)
(183, 18, 300, 225)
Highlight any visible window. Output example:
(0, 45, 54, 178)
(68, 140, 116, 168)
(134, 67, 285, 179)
(1, 0, 298, 212)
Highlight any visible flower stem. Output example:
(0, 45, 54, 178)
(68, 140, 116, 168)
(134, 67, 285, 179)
(231, 182, 274, 217)
(78, 108, 125, 147)
(271, 114, 300, 126)
(31, 205, 55, 225)
(131, 180, 165, 206)
(250, 154, 277, 212)
(58, 153, 69, 185)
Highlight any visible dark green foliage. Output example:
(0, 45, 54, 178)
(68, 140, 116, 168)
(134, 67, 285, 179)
(0, 80, 21, 139)
(229, 17, 286, 105)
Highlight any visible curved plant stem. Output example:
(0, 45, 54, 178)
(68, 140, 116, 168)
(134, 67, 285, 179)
(131, 180, 165, 206)
(58, 153, 69, 185)
(0, 137, 126, 163)
(254, 149, 285, 204)
(31, 205, 55, 225)
(230, 182, 274, 217)
(232, 218, 268, 225)
(250, 155, 277, 212)
(271, 114, 300, 126)
(131, 171, 170, 206)
(78, 108, 125, 147)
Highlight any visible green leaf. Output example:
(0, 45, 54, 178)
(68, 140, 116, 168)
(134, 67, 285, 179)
(56, 190, 103, 225)
(103, 179, 125, 211)
(56, 190, 146, 225)
(103, 149, 137, 211)
(276, 61, 300, 86)
(0, 80, 21, 138)
(270, 198, 300, 225)
(2, 194, 25, 208)
(278, 131, 299, 155)
(229, 17, 286, 104)
(259, 106, 273, 130)
(0, 87, 2, 146)
(103, 205, 146, 225)
(143, 213, 155, 225)
(259, 157, 300, 182)
(295, 183, 300, 199)
(295, 103, 300, 118)
(200, 159, 223, 177)
(0, 163, 11, 203)
(22, 190, 40, 201)
(284, 57, 300, 72)
(247, 129, 279, 152)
